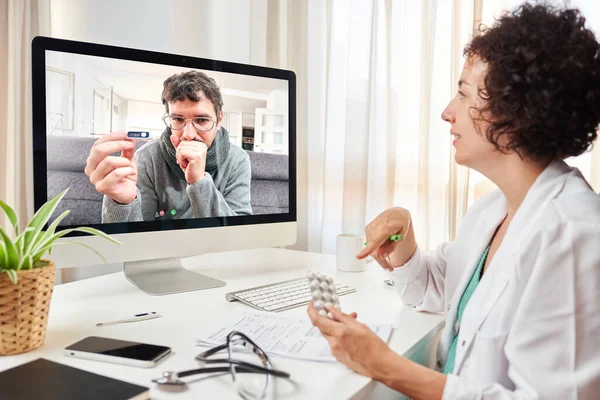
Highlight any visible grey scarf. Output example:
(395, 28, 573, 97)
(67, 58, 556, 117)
(159, 126, 231, 180)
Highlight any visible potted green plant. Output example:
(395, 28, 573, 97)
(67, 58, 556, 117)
(0, 188, 120, 355)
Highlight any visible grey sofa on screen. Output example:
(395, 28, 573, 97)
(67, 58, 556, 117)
(46, 135, 290, 225)
(246, 150, 289, 215)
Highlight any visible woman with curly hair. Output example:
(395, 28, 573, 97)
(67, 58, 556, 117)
(308, 3, 600, 399)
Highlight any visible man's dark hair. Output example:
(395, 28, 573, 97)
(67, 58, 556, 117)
(464, 2, 600, 161)
(161, 70, 223, 117)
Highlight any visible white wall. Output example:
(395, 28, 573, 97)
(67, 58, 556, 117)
(46, 51, 104, 136)
(46, 50, 277, 139)
(267, 90, 287, 110)
(51, 0, 175, 54)
(51, 0, 268, 63)
(126, 100, 164, 137)
(112, 93, 127, 132)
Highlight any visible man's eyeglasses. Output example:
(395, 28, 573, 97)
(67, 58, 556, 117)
(163, 114, 216, 132)
(153, 331, 290, 400)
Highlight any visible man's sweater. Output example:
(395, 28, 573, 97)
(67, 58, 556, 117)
(101, 140, 252, 222)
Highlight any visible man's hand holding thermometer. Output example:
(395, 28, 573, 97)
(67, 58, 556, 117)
(85, 132, 139, 205)
(357, 207, 418, 271)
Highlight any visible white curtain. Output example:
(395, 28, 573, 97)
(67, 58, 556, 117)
(281, 0, 482, 254)
(281, 0, 599, 254)
(0, 0, 50, 232)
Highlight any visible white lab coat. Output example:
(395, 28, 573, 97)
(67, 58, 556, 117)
(390, 160, 600, 399)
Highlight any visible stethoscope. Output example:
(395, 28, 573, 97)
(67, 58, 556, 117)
(154, 371, 187, 386)
(154, 333, 291, 388)
(153, 367, 245, 386)
(153, 365, 290, 387)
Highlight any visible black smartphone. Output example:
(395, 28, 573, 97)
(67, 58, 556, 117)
(64, 336, 171, 368)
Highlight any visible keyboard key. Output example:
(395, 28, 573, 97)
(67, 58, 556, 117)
(226, 277, 356, 312)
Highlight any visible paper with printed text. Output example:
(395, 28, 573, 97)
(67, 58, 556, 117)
(195, 310, 393, 362)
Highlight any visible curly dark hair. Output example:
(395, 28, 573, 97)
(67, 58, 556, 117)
(464, 2, 600, 161)
(161, 70, 223, 117)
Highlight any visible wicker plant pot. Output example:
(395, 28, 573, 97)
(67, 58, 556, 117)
(0, 260, 56, 355)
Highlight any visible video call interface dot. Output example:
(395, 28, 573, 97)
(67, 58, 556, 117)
(307, 271, 341, 320)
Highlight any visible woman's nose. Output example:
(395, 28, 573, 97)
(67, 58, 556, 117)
(441, 104, 454, 123)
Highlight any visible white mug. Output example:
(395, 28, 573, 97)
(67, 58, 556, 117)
(336, 234, 366, 272)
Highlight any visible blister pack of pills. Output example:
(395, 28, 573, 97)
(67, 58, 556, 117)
(307, 271, 341, 319)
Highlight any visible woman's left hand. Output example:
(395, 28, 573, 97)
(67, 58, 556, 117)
(307, 302, 392, 377)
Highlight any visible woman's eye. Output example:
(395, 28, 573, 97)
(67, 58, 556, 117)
(173, 117, 185, 122)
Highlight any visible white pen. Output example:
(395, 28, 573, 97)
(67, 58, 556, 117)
(96, 312, 161, 327)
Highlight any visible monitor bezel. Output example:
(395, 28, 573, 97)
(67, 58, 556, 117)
(31, 36, 297, 236)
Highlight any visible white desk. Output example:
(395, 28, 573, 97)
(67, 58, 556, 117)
(0, 248, 443, 399)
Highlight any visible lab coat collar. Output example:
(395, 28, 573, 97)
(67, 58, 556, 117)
(453, 159, 572, 373)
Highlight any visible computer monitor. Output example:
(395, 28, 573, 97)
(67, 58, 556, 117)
(31, 37, 296, 295)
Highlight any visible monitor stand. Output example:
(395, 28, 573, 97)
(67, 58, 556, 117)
(124, 257, 226, 296)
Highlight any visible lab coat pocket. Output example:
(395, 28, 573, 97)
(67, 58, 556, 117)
(471, 331, 514, 389)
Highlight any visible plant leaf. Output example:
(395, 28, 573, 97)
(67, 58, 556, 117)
(19, 254, 33, 270)
(0, 226, 18, 270)
(30, 226, 120, 262)
(0, 198, 19, 237)
(30, 244, 54, 264)
(30, 227, 121, 264)
(31, 210, 70, 254)
(16, 254, 33, 270)
(0, 241, 6, 267)
(66, 227, 121, 245)
(30, 225, 120, 261)
(56, 240, 108, 263)
(23, 188, 69, 256)
(32, 240, 108, 265)
(4, 269, 18, 284)
(14, 227, 36, 259)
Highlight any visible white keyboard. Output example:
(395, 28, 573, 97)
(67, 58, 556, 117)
(225, 277, 357, 312)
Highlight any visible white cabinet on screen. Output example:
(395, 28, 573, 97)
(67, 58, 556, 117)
(223, 111, 242, 148)
(253, 108, 288, 155)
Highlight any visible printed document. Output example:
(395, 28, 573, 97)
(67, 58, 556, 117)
(195, 310, 393, 362)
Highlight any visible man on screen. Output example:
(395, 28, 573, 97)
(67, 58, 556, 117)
(84, 70, 252, 222)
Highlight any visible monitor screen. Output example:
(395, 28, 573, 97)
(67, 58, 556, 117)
(32, 37, 296, 236)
